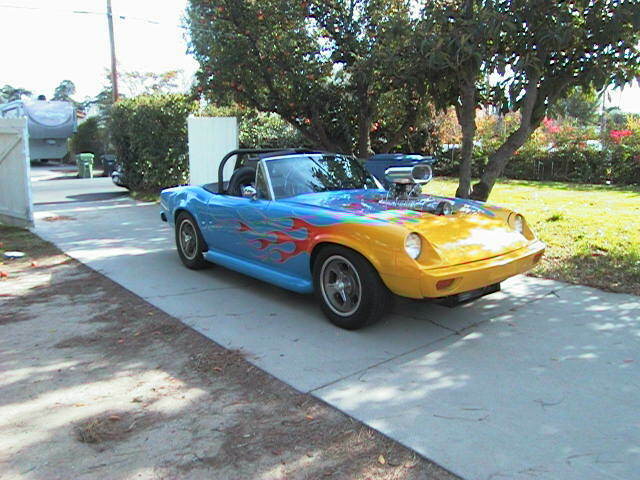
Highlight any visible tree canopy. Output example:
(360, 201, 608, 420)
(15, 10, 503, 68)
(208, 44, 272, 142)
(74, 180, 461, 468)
(0, 85, 32, 103)
(52, 80, 77, 103)
(186, 0, 432, 157)
(187, 0, 640, 200)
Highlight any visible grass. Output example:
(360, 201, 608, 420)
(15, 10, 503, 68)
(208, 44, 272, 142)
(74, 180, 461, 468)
(426, 178, 640, 295)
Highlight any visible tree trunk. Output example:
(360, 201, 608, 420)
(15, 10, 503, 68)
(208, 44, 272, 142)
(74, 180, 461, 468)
(356, 110, 373, 158)
(470, 124, 532, 201)
(455, 79, 477, 198)
(470, 72, 542, 201)
(355, 78, 373, 159)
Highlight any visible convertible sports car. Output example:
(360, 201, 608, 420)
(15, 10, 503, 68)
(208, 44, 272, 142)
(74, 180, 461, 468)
(160, 149, 545, 329)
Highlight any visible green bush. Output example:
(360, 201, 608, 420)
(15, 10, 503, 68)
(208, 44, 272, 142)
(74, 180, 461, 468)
(609, 145, 640, 184)
(503, 147, 610, 183)
(109, 94, 197, 192)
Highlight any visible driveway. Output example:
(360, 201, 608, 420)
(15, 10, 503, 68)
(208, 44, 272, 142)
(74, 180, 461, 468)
(31, 178, 640, 480)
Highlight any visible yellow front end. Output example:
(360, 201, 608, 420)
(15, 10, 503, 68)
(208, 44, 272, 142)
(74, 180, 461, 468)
(371, 209, 545, 300)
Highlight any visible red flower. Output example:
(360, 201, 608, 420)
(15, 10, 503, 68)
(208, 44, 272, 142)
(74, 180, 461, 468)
(543, 117, 561, 134)
(609, 129, 633, 143)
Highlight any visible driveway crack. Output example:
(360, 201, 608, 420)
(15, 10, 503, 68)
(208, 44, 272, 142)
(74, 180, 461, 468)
(307, 331, 458, 394)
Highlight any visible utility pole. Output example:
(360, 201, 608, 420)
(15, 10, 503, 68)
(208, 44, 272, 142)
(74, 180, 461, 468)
(106, 0, 119, 102)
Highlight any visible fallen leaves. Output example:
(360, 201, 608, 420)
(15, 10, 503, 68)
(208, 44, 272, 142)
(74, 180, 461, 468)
(42, 215, 76, 222)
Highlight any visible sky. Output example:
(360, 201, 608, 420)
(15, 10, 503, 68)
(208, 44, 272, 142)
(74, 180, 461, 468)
(0, 0, 198, 101)
(1, 0, 639, 113)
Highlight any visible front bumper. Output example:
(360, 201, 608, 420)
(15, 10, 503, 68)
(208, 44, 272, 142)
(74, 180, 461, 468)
(381, 240, 546, 299)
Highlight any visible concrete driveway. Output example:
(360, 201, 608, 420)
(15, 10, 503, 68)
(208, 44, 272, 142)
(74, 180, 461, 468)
(30, 177, 640, 480)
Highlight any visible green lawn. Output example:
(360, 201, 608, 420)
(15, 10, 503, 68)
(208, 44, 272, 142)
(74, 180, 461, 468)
(426, 178, 640, 296)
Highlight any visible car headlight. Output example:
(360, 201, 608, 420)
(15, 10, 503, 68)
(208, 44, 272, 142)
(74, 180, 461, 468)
(405, 233, 422, 259)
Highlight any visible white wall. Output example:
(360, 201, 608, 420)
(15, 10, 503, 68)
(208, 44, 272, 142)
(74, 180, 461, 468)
(187, 116, 238, 186)
(0, 118, 33, 228)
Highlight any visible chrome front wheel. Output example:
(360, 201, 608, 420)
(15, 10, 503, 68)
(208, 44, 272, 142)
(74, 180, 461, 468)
(320, 255, 362, 317)
(313, 245, 391, 330)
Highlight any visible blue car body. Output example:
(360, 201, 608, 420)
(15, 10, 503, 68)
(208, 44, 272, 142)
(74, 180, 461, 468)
(161, 187, 386, 293)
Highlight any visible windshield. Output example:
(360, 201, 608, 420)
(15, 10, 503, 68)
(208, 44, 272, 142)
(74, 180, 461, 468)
(264, 155, 379, 199)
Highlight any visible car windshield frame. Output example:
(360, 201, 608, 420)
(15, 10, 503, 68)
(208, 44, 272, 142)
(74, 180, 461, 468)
(261, 154, 381, 200)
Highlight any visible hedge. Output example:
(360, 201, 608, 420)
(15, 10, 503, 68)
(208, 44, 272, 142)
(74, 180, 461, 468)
(109, 93, 639, 191)
(109, 94, 198, 191)
(435, 146, 640, 185)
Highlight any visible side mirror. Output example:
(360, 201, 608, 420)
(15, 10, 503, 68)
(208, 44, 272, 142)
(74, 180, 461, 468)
(242, 185, 257, 199)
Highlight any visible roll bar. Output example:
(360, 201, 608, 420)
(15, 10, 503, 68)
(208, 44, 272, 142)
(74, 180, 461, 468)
(217, 148, 323, 193)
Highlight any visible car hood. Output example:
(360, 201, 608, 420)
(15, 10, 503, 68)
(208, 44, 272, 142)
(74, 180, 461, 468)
(281, 190, 530, 265)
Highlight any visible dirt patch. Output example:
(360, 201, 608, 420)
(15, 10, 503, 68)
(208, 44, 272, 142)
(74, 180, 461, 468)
(0, 228, 459, 480)
(75, 410, 159, 448)
(187, 348, 247, 375)
(41, 215, 76, 222)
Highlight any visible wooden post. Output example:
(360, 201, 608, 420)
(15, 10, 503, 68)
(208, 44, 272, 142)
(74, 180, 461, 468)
(107, 0, 119, 102)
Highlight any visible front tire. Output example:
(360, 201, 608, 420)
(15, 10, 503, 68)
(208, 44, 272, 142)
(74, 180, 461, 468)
(175, 212, 209, 270)
(313, 245, 391, 329)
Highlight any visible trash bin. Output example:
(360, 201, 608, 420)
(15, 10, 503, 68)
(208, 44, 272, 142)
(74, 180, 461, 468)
(76, 153, 95, 179)
(101, 154, 117, 177)
(365, 154, 435, 189)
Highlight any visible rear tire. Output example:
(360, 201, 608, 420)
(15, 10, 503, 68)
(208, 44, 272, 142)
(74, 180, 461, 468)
(313, 245, 391, 329)
(175, 212, 209, 270)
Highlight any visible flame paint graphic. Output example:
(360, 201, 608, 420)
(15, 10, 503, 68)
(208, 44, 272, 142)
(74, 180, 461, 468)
(242, 218, 317, 263)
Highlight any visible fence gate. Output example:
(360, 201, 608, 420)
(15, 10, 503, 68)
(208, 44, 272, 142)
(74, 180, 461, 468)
(0, 118, 33, 228)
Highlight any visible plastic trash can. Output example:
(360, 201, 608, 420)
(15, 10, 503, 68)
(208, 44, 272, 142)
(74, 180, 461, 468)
(101, 154, 117, 177)
(76, 153, 95, 179)
(365, 154, 435, 188)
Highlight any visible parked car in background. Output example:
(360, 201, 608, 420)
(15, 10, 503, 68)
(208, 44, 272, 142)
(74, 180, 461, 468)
(110, 163, 128, 189)
(160, 149, 545, 329)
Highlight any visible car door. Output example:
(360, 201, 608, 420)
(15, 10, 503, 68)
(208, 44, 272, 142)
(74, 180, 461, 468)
(203, 161, 272, 262)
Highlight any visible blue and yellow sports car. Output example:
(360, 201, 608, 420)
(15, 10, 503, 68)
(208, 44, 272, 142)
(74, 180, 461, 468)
(160, 149, 545, 329)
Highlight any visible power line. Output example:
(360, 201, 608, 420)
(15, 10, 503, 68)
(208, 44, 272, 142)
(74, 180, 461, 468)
(0, 3, 224, 37)
(0, 4, 166, 27)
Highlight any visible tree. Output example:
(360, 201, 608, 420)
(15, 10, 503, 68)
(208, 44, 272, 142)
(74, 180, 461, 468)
(417, 0, 503, 198)
(471, 0, 640, 200)
(548, 86, 600, 126)
(186, 0, 429, 157)
(52, 80, 77, 102)
(0, 84, 32, 103)
(417, 0, 640, 201)
(120, 70, 185, 96)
